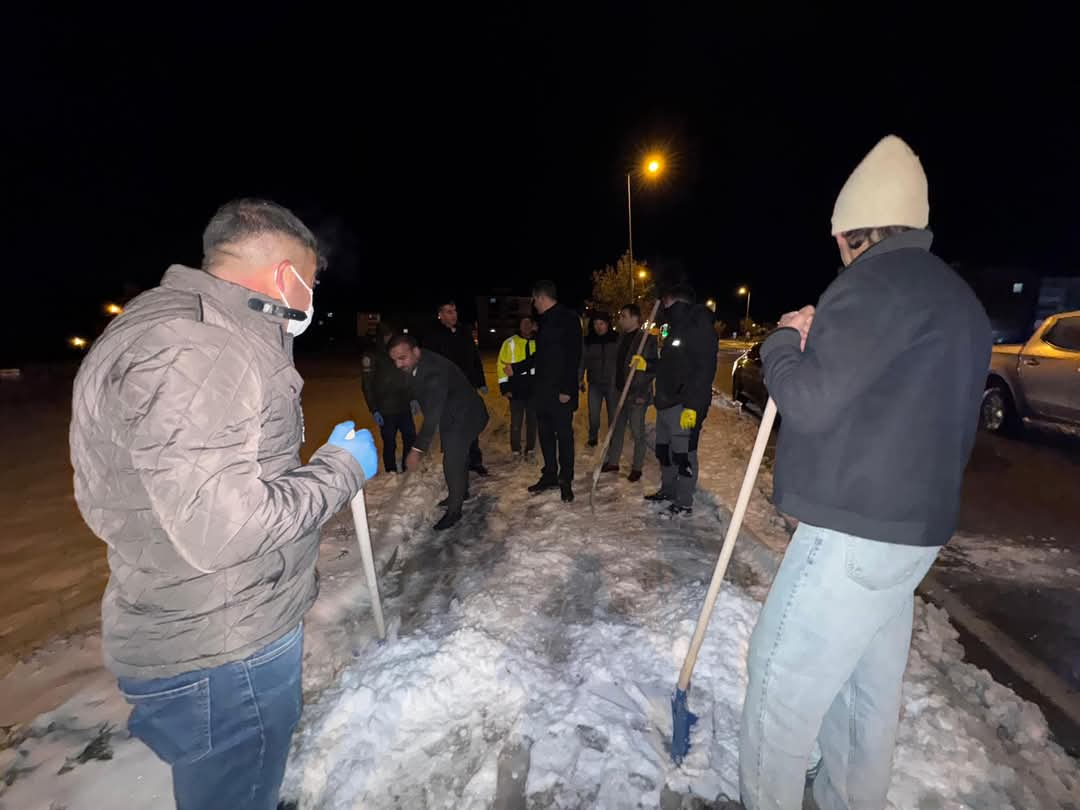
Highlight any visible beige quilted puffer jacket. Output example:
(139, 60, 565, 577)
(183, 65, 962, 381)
(71, 266, 364, 679)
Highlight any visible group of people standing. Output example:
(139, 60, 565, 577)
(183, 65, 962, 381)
(364, 277, 721, 519)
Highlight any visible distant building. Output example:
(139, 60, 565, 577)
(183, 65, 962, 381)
(476, 293, 532, 348)
(958, 265, 1080, 344)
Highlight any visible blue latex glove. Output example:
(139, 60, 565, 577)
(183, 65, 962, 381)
(479, 386, 489, 395)
(326, 421, 379, 480)
(372, 411, 385, 427)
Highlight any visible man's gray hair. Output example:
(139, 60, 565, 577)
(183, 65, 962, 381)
(202, 199, 324, 271)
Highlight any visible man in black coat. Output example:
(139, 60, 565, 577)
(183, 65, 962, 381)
(361, 322, 416, 473)
(389, 334, 489, 531)
(504, 280, 583, 502)
(424, 299, 489, 476)
(737, 136, 992, 810)
(632, 282, 717, 515)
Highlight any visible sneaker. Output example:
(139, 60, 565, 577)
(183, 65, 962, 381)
(528, 477, 559, 494)
(668, 504, 693, 516)
(470, 464, 489, 477)
(511, 450, 523, 461)
(627, 469, 642, 483)
(600, 464, 620, 474)
(560, 482, 575, 502)
(644, 490, 672, 502)
(525, 450, 536, 463)
(433, 510, 462, 531)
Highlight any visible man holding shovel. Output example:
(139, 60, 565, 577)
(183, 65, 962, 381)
(389, 333, 489, 531)
(738, 136, 991, 809)
(70, 199, 380, 810)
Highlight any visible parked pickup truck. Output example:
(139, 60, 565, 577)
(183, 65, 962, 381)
(982, 310, 1080, 433)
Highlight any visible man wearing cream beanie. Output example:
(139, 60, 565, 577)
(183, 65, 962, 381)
(739, 136, 992, 810)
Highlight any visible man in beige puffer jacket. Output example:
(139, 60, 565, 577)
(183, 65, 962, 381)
(70, 199, 379, 810)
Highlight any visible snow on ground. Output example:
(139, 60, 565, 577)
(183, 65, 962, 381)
(2, 389, 1080, 808)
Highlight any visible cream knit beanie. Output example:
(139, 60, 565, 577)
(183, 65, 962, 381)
(830, 135, 929, 235)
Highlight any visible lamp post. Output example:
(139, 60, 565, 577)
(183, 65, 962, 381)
(738, 286, 751, 334)
(627, 154, 665, 298)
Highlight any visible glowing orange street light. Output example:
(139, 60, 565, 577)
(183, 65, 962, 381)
(70, 337, 88, 349)
(105, 303, 123, 316)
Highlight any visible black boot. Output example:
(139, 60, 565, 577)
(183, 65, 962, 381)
(470, 463, 489, 477)
(438, 492, 471, 507)
(644, 490, 671, 502)
(627, 469, 642, 483)
(560, 482, 574, 502)
(433, 511, 462, 531)
(528, 476, 559, 494)
(667, 503, 693, 516)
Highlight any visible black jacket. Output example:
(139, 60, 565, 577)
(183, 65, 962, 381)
(424, 322, 486, 389)
(650, 301, 717, 417)
(615, 328, 658, 400)
(411, 350, 489, 452)
(579, 331, 618, 389)
(512, 302, 583, 409)
(361, 343, 413, 415)
(761, 230, 991, 548)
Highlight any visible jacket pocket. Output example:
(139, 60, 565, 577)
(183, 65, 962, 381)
(119, 678, 212, 765)
(843, 535, 937, 591)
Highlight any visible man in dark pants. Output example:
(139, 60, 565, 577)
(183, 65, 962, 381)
(504, 280, 582, 502)
(361, 322, 416, 472)
(602, 303, 657, 481)
(424, 299, 489, 476)
(497, 315, 538, 460)
(632, 282, 717, 515)
(389, 334, 489, 531)
(579, 312, 618, 447)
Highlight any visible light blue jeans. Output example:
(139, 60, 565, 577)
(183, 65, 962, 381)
(739, 523, 939, 810)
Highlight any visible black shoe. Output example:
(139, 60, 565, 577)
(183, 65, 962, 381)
(601, 464, 620, 473)
(644, 490, 672, 502)
(560, 482, 575, 502)
(627, 469, 642, 483)
(433, 511, 462, 531)
(668, 504, 693, 516)
(470, 464, 489, 477)
(528, 476, 559, 494)
(587, 438, 598, 448)
(437, 493, 471, 508)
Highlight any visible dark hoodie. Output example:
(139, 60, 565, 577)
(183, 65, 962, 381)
(579, 315, 618, 389)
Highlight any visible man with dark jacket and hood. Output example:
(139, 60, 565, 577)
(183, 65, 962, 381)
(389, 333, 489, 531)
(631, 282, 717, 515)
(424, 299, 489, 476)
(738, 136, 992, 810)
(504, 279, 583, 503)
(362, 321, 416, 473)
(579, 311, 619, 447)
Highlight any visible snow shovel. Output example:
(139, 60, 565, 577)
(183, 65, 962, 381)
(589, 299, 663, 512)
(670, 396, 777, 763)
(346, 430, 387, 640)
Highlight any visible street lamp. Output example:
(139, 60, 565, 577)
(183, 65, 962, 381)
(105, 303, 123, 316)
(627, 152, 665, 297)
(737, 286, 751, 334)
(705, 298, 716, 312)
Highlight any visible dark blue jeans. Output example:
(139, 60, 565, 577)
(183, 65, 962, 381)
(380, 410, 417, 472)
(117, 623, 304, 810)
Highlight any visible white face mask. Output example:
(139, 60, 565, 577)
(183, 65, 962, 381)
(279, 266, 315, 337)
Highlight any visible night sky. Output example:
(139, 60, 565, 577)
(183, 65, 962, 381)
(4, 7, 1077, 364)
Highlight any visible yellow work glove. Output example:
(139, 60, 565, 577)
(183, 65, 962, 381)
(629, 354, 648, 372)
(679, 408, 697, 429)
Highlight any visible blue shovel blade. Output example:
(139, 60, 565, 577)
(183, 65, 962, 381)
(671, 686, 698, 764)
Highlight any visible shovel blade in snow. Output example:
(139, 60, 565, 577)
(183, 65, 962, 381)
(670, 686, 698, 764)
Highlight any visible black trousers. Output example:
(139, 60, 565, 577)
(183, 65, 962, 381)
(536, 400, 575, 484)
(379, 411, 416, 473)
(468, 438, 483, 469)
(509, 396, 537, 452)
(441, 429, 473, 514)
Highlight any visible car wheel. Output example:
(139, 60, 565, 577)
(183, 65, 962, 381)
(980, 383, 1020, 434)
